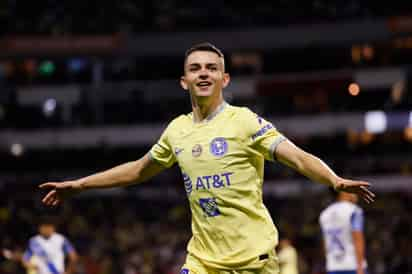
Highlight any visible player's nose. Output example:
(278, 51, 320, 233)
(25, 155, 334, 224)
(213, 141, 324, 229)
(198, 68, 210, 78)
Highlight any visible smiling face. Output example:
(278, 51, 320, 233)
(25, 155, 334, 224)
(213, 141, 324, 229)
(180, 50, 230, 102)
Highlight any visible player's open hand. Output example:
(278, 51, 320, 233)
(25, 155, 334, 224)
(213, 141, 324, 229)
(39, 181, 81, 207)
(334, 178, 375, 203)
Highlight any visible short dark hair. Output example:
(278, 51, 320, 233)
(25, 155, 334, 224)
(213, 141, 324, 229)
(184, 42, 224, 64)
(38, 215, 57, 226)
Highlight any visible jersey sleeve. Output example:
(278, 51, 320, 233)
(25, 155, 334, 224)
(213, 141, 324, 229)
(350, 208, 364, 232)
(149, 122, 177, 168)
(22, 239, 35, 262)
(243, 108, 287, 161)
(62, 238, 75, 254)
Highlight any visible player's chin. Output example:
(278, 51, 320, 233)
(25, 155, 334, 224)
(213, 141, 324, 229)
(194, 89, 214, 97)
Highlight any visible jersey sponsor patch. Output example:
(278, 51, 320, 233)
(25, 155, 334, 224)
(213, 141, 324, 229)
(192, 144, 202, 157)
(180, 268, 189, 274)
(210, 137, 228, 157)
(252, 123, 274, 140)
(194, 172, 233, 190)
(199, 197, 221, 217)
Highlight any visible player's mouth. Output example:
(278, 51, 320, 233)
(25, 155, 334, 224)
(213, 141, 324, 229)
(196, 81, 212, 91)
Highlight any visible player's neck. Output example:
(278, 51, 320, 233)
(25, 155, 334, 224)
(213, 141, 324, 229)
(191, 95, 224, 123)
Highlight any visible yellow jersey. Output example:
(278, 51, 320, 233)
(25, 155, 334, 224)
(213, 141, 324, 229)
(150, 102, 286, 269)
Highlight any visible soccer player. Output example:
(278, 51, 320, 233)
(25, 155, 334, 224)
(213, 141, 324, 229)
(40, 42, 374, 274)
(277, 238, 299, 274)
(21, 216, 78, 274)
(319, 191, 367, 274)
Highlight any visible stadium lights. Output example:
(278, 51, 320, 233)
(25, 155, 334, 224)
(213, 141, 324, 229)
(10, 143, 24, 157)
(38, 60, 55, 76)
(348, 83, 360, 96)
(365, 111, 387, 133)
(409, 111, 412, 127)
(43, 98, 57, 117)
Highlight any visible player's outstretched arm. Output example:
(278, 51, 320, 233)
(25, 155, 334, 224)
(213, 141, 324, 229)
(274, 140, 375, 203)
(39, 153, 166, 206)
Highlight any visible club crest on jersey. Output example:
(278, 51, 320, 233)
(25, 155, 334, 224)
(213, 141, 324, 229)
(192, 144, 202, 157)
(210, 137, 228, 157)
(180, 268, 189, 274)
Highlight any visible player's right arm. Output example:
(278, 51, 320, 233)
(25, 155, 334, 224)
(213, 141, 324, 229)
(351, 209, 366, 274)
(353, 230, 365, 274)
(40, 153, 166, 206)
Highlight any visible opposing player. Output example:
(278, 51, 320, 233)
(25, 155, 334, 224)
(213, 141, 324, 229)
(39, 42, 374, 274)
(21, 216, 78, 274)
(319, 191, 368, 274)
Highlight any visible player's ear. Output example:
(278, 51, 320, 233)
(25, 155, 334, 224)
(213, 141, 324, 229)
(180, 76, 189, 90)
(222, 73, 230, 88)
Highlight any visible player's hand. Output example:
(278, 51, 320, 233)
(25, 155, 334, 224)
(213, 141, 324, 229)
(333, 178, 375, 203)
(39, 181, 82, 207)
(2, 249, 23, 262)
(356, 266, 366, 274)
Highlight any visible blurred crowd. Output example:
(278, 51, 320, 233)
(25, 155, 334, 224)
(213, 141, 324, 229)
(2, 1, 411, 35)
(0, 189, 411, 274)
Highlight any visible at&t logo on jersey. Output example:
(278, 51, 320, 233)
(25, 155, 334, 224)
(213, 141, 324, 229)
(210, 137, 228, 157)
(181, 172, 234, 194)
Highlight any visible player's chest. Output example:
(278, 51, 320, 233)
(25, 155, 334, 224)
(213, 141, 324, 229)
(35, 240, 62, 259)
(170, 125, 245, 166)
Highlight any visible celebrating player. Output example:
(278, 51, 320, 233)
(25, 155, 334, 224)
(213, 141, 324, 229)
(40, 42, 374, 274)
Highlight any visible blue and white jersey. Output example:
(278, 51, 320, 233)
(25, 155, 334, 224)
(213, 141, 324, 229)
(319, 201, 367, 272)
(23, 233, 75, 274)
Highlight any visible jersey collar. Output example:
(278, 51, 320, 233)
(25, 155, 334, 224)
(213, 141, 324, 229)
(194, 101, 227, 124)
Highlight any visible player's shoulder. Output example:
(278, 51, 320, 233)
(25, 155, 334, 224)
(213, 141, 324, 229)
(227, 104, 257, 118)
(225, 104, 264, 126)
(320, 202, 339, 219)
(52, 233, 66, 240)
(30, 235, 40, 243)
(339, 201, 361, 213)
(351, 203, 363, 214)
(164, 114, 191, 131)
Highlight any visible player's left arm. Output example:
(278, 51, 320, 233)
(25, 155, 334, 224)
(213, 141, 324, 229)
(274, 140, 375, 203)
(63, 239, 78, 274)
(64, 250, 78, 274)
(351, 210, 366, 274)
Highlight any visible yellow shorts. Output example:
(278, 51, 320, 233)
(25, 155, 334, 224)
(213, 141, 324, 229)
(180, 250, 279, 274)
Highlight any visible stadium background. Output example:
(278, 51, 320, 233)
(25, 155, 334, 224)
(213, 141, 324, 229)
(0, 1, 411, 273)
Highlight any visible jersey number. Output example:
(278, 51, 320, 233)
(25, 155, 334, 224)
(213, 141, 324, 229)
(326, 228, 345, 259)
